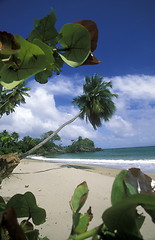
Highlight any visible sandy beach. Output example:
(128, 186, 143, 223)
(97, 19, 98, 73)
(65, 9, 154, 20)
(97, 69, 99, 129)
(0, 158, 155, 240)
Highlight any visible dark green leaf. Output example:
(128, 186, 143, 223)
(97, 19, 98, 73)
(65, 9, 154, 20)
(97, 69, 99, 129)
(30, 206, 46, 225)
(27, 10, 58, 46)
(59, 23, 90, 67)
(6, 192, 46, 225)
(6, 194, 29, 218)
(25, 229, 39, 240)
(103, 194, 155, 238)
(35, 70, 52, 84)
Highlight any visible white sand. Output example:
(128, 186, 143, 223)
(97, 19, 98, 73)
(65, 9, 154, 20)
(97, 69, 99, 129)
(1, 159, 155, 240)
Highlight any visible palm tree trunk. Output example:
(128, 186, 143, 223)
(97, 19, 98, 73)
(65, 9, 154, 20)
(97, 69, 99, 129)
(21, 111, 82, 159)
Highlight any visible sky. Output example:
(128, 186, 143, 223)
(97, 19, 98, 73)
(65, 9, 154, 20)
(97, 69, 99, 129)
(0, 0, 155, 148)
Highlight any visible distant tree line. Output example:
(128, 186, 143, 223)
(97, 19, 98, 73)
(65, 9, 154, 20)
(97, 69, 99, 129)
(0, 130, 102, 156)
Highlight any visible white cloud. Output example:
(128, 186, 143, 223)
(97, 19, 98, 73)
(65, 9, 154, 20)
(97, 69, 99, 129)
(109, 74, 155, 99)
(0, 74, 155, 148)
(105, 115, 135, 138)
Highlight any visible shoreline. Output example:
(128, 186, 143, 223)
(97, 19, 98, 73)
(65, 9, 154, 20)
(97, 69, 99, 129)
(1, 158, 155, 240)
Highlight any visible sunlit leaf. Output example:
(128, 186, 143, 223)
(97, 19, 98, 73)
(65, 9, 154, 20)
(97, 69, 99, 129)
(0, 31, 20, 55)
(59, 23, 91, 67)
(70, 181, 89, 213)
(32, 39, 55, 66)
(111, 170, 128, 205)
(74, 208, 93, 234)
(74, 20, 98, 52)
(74, 20, 101, 65)
(0, 35, 46, 89)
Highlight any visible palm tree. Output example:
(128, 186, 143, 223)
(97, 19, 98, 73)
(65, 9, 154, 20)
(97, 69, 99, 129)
(21, 74, 118, 158)
(0, 82, 30, 118)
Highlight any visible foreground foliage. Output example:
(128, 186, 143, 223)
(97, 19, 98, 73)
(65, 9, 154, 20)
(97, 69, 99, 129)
(0, 168, 154, 239)
(0, 10, 100, 91)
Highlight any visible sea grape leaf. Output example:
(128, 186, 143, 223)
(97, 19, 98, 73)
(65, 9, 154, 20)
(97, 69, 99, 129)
(74, 208, 93, 234)
(6, 194, 29, 218)
(0, 31, 20, 55)
(70, 181, 89, 213)
(59, 23, 91, 67)
(32, 39, 55, 83)
(82, 53, 102, 65)
(111, 170, 128, 205)
(6, 192, 46, 225)
(0, 35, 46, 90)
(124, 168, 153, 194)
(124, 168, 155, 222)
(35, 69, 52, 84)
(74, 20, 98, 52)
(30, 206, 46, 225)
(74, 20, 101, 65)
(27, 9, 58, 46)
(24, 192, 46, 225)
(32, 39, 55, 66)
(103, 194, 155, 238)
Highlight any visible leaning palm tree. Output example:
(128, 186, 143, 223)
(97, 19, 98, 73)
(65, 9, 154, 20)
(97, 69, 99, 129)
(21, 74, 118, 158)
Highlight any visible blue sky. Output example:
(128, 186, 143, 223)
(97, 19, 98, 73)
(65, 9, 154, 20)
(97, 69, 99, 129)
(0, 0, 155, 148)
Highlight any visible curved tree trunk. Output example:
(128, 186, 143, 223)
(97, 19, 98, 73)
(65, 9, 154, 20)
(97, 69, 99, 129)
(21, 111, 82, 159)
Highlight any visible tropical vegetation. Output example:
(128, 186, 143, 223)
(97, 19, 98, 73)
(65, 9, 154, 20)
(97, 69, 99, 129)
(0, 130, 101, 155)
(0, 9, 155, 240)
(22, 74, 117, 158)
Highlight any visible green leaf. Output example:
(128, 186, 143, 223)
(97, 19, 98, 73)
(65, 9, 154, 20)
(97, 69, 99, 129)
(70, 181, 89, 213)
(24, 192, 46, 225)
(111, 170, 128, 205)
(6, 193, 29, 218)
(59, 23, 91, 67)
(30, 206, 46, 225)
(35, 69, 52, 84)
(102, 194, 155, 238)
(27, 10, 58, 46)
(32, 39, 55, 66)
(6, 192, 46, 225)
(0, 35, 46, 90)
(74, 212, 90, 234)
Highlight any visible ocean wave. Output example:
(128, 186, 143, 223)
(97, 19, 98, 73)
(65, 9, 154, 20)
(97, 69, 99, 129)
(27, 155, 155, 173)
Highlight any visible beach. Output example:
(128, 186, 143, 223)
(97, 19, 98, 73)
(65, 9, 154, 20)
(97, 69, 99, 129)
(0, 158, 155, 240)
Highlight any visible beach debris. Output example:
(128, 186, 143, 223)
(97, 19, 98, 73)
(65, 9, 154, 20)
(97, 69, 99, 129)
(0, 153, 20, 184)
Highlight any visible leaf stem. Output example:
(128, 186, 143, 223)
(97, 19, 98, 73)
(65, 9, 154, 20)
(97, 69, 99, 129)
(68, 226, 100, 240)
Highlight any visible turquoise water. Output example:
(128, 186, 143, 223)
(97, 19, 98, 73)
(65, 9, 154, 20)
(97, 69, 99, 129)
(47, 146, 155, 160)
(29, 146, 155, 173)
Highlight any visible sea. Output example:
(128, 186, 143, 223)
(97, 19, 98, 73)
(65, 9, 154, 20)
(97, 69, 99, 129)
(29, 146, 155, 174)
